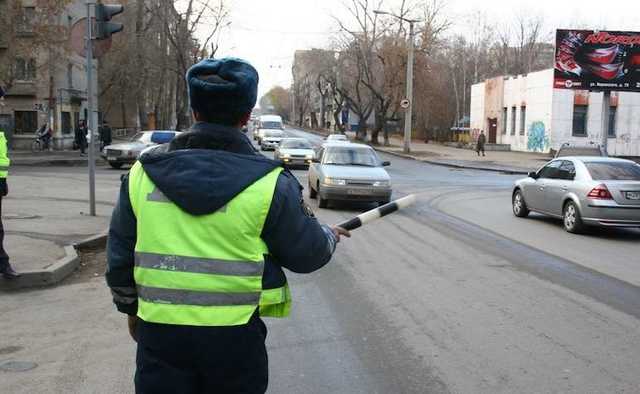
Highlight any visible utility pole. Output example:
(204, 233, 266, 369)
(373, 10, 420, 153)
(404, 21, 415, 153)
(600, 91, 611, 156)
(86, 1, 96, 216)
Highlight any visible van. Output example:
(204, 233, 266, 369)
(255, 115, 284, 143)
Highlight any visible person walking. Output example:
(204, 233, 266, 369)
(0, 128, 18, 279)
(106, 57, 350, 394)
(75, 120, 87, 156)
(100, 120, 112, 150)
(476, 130, 487, 157)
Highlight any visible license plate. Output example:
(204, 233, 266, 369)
(107, 156, 117, 161)
(348, 189, 371, 196)
(626, 191, 640, 200)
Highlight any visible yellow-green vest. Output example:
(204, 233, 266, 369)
(128, 162, 291, 327)
(0, 131, 9, 178)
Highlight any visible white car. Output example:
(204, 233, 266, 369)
(325, 134, 348, 142)
(260, 130, 285, 151)
(102, 130, 181, 169)
(274, 138, 315, 167)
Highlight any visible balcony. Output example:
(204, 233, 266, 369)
(7, 81, 37, 96)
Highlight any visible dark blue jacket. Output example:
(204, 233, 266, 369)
(106, 122, 337, 315)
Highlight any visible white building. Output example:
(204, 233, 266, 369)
(470, 68, 640, 157)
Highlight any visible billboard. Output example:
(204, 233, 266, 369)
(554, 29, 640, 91)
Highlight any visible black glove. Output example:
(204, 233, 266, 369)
(0, 178, 8, 197)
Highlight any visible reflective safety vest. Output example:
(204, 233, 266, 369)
(128, 162, 291, 326)
(0, 131, 9, 179)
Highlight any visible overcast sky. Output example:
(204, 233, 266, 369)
(208, 0, 640, 101)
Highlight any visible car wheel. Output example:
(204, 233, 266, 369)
(563, 201, 584, 233)
(512, 189, 530, 218)
(308, 181, 317, 199)
(109, 162, 123, 169)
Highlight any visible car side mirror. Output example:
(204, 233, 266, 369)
(382, 161, 391, 167)
(312, 157, 320, 163)
(528, 171, 539, 179)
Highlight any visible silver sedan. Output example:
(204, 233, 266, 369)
(308, 143, 392, 208)
(512, 157, 640, 233)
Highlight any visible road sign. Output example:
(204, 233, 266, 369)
(400, 99, 410, 109)
(554, 29, 640, 92)
(70, 18, 112, 58)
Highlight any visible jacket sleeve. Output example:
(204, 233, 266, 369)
(261, 171, 338, 274)
(105, 174, 138, 315)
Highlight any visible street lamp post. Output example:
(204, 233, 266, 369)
(374, 10, 419, 153)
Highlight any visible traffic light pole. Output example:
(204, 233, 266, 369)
(86, 1, 96, 216)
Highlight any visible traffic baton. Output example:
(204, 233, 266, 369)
(335, 194, 417, 231)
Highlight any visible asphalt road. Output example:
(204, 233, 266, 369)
(2, 128, 640, 393)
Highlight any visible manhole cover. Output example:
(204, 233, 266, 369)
(0, 361, 38, 372)
(2, 214, 40, 220)
(0, 345, 22, 355)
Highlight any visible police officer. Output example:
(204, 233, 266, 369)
(106, 58, 350, 394)
(0, 128, 18, 279)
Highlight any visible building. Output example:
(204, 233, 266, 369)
(0, 0, 97, 150)
(470, 68, 640, 157)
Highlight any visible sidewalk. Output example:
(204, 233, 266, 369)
(0, 166, 119, 289)
(374, 135, 550, 174)
(9, 150, 106, 167)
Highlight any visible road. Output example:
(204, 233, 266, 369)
(1, 127, 639, 393)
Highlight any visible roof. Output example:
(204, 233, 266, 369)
(259, 115, 282, 121)
(559, 156, 635, 164)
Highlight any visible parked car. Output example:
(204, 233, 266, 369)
(512, 156, 640, 233)
(308, 143, 392, 208)
(555, 142, 606, 158)
(274, 138, 315, 167)
(254, 114, 284, 143)
(102, 130, 181, 169)
(260, 130, 285, 151)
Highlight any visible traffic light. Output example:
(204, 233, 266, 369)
(95, 3, 124, 40)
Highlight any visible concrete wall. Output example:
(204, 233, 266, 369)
(470, 82, 485, 136)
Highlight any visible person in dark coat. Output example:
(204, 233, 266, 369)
(106, 57, 350, 394)
(476, 130, 486, 156)
(100, 121, 112, 149)
(75, 120, 87, 155)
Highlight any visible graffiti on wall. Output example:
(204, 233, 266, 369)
(527, 121, 550, 152)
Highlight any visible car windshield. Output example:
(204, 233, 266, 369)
(281, 140, 311, 149)
(261, 121, 282, 129)
(265, 131, 283, 137)
(585, 161, 640, 181)
(323, 147, 379, 167)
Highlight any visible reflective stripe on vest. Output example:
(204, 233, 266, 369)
(128, 162, 290, 326)
(0, 132, 9, 178)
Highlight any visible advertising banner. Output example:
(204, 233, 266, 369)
(554, 29, 640, 91)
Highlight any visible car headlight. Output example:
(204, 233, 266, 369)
(281, 153, 290, 158)
(305, 154, 314, 159)
(373, 180, 390, 187)
(324, 178, 346, 186)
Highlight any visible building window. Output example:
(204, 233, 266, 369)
(520, 106, 526, 136)
(572, 105, 588, 136)
(511, 106, 516, 135)
(15, 58, 36, 81)
(14, 111, 37, 134)
(608, 107, 616, 137)
(61, 112, 72, 134)
(502, 107, 507, 134)
(67, 63, 73, 88)
(18, 7, 36, 34)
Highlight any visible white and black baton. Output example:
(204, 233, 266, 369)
(335, 194, 417, 231)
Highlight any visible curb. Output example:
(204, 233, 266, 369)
(372, 147, 531, 175)
(11, 159, 107, 167)
(0, 231, 108, 291)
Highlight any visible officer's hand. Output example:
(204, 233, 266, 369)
(331, 226, 351, 242)
(127, 315, 139, 342)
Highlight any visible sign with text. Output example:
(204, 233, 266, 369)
(554, 29, 640, 91)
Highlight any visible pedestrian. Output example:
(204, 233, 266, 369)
(0, 128, 18, 279)
(100, 120, 112, 150)
(476, 130, 486, 157)
(106, 57, 350, 394)
(75, 120, 87, 156)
